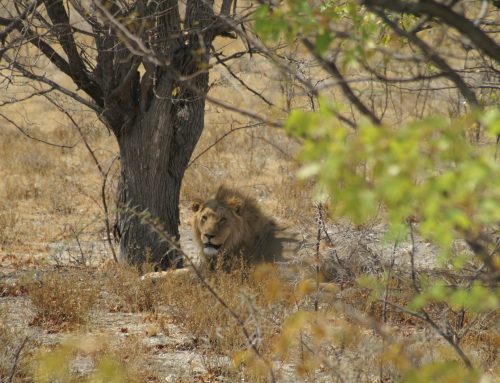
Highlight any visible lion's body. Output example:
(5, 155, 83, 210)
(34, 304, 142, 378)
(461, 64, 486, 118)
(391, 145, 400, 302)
(191, 186, 284, 270)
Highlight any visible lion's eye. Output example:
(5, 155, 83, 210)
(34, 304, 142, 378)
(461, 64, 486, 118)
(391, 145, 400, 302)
(219, 217, 226, 224)
(201, 215, 207, 222)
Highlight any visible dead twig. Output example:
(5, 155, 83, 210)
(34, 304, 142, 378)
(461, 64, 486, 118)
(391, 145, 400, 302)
(379, 242, 397, 382)
(8, 336, 28, 383)
(213, 51, 276, 107)
(0, 111, 77, 148)
(314, 203, 323, 312)
(101, 157, 119, 263)
(187, 122, 264, 168)
(408, 220, 420, 293)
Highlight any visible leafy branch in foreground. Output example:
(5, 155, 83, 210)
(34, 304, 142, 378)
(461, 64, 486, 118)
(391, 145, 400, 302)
(287, 106, 500, 274)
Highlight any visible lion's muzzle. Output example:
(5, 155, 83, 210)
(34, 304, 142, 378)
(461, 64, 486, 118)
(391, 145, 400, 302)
(203, 242, 221, 256)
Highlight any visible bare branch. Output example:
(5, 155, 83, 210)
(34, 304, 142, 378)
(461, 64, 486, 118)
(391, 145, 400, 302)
(0, 87, 53, 106)
(22, 29, 73, 79)
(3, 54, 101, 113)
(302, 38, 382, 125)
(314, 203, 323, 312)
(43, 0, 102, 102)
(213, 52, 275, 107)
(7, 336, 28, 383)
(205, 92, 283, 127)
(220, 0, 233, 16)
(369, 8, 479, 107)
(0, 0, 40, 43)
(383, 299, 474, 369)
(408, 220, 420, 293)
(0, 111, 77, 148)
(188, 122, 265, 168)
(362, 0, 500, 63)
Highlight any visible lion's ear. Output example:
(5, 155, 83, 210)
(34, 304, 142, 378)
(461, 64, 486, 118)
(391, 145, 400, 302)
(228, 197, 243, 215)
(192, 199, 203, 212)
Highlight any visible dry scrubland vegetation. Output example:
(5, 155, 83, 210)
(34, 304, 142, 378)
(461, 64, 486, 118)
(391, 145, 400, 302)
(1, 1, 500, 383)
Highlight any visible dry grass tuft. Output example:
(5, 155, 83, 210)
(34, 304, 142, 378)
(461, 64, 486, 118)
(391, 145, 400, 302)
(159, 264, 295, 358)
(161, 267, 250, 354)
(25, 270, 99, 328)
(0, 202, 20, 246)
(0, 314, 32, 381)
(102, 263, 164, 313)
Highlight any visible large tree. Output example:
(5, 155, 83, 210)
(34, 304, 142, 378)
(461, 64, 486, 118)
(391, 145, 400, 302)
(0, 0, 239, 269)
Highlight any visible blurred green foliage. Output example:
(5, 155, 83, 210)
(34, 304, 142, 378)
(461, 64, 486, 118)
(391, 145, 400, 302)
(33, 337, 137, 383)
(285, 106, 500, 250)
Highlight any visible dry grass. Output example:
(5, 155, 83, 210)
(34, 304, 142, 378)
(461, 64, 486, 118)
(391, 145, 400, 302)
(0, 109, 116, 257)
(163, 266, 256, 352)
(102, 262, 164, 313)
(0, 313, 31, 381)
(0, 202, 20, 246)
(24, 269, 99, 328)
(156, 264, 299, 380)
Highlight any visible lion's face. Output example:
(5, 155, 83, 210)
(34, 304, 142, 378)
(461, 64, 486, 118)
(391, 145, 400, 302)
(192, 201, 240, 257)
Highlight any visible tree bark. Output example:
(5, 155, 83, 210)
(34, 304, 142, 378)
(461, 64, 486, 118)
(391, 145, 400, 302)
(116, 68, 208, 269)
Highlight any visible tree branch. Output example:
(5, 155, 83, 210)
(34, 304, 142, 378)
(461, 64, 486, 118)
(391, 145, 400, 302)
(23, 29, 72, 76)
(368, 8, 479, 107)
(362, 0, 500, 63)
(187, 122, 265, 168)
(220, 0, 233, 16)
(0, 0, 40, 43)
(302, 38, 382, 125)
(43, 0, 103, 103)
(213, 51, 275, 107)
(0, 111, 77, 149)
(3, 54, 101, 113)
(7, 337, 28, 383)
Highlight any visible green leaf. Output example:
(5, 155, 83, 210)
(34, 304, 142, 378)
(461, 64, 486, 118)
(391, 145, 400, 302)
(315, 32, 332, 55)
(285, 110, 314, 136)
(402, 361, 479, 383)
(409, 295, 427, 311)
(297, 163, 321, 179)
(481, 107, 500, 135)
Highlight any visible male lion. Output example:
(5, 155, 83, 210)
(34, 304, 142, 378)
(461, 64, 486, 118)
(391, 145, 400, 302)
(191, 186, 287, 271)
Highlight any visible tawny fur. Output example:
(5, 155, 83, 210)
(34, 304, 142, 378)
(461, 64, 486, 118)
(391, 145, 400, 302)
(191, 186, 278, 270)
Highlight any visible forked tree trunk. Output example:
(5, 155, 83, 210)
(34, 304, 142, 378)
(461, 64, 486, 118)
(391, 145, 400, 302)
(116, 72, 208, 269)
(108, 0, 217, 270)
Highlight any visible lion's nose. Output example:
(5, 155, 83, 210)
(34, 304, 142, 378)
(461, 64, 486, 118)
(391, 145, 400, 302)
(205, 234, 215, 240)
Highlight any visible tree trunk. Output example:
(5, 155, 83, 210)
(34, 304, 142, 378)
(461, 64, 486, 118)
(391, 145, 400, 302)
(116, 71, 207, 270)
(110, 0, 215, 269)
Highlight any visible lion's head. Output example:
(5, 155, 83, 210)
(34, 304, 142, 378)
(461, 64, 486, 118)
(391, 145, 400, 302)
(192, 186, 247, 257)
(191, 186, 275, 268)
